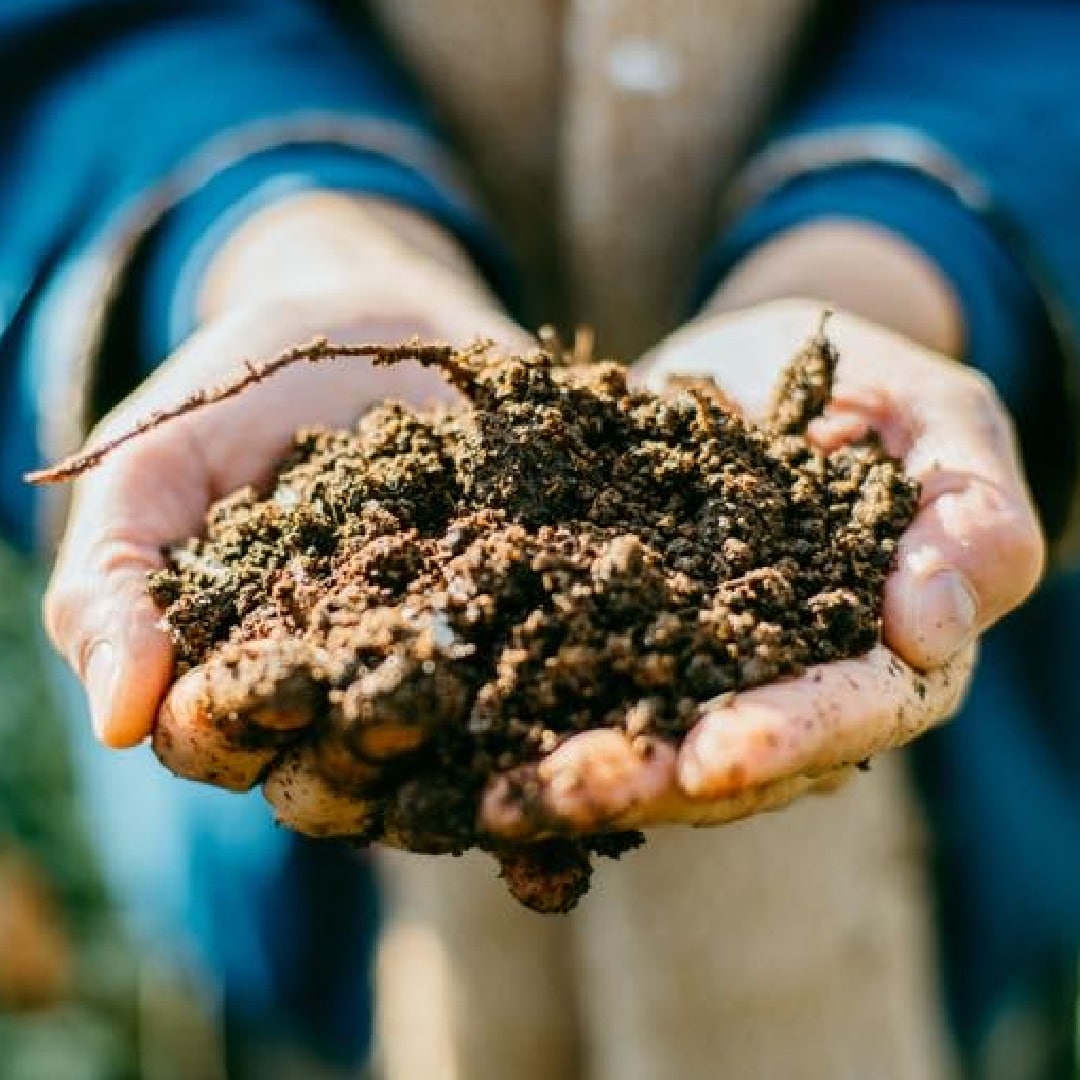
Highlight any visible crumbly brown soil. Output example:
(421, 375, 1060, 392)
(144, 331, 917, 912)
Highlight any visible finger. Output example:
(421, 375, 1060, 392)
(882, 463, 1044, 670)
(481, 729, 857, 836)
(46, 566, 171, 750)
(820, 388, 1044, 670)
(176, 638, 325, 732)
(613, 768, 847, 830)
(326, 644, 473, 763)
(481, 730, 678, 838)
(816, 322, 1044, 668)
(263, 743, 375, 838)
(678, 643, 975, 799)
(150, 639, 318, 785)
(311, 729, 384, 790)
(331, 684, 434, 762)
(152, 666, 287, 791)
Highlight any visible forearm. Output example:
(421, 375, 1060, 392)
(705, 220, 964, 359)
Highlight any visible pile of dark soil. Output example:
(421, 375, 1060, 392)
(42, 329, 919, 912)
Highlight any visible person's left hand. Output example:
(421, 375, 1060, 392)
(481, 299, 1043, 838)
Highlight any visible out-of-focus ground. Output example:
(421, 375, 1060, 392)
(0, 543, 141, 1079)
(0, 543, 358, 1080)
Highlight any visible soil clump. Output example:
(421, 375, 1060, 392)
(41, 329, 919, 912)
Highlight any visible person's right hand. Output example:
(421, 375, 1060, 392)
(480, 300, 1042, 841)
(42, 192, 531, 763)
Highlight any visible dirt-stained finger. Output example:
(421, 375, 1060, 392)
(153, 667, 282, 791)
(678, 643, 975, 799)
(481, 728, 858, 837)
(262, 742, 376, 838)
(188, 637, 325, 731)
(882, 469, 1044, 670)
(151, 639, 322, 790)
(481, 730, 677, 839)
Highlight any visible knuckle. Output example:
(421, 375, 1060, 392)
(958, 367, 1000, 409)
(42, 578, 89, 670)
(90, 534, 155, 578)
(1010, 516, 1047, 596)
(42, 579, 73, 648)
(990, 503, 1046, 604)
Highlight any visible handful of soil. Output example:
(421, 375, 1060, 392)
(35, 326, 918, 913)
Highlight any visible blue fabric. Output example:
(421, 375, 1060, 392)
(772, 0, 1080, 354)
(700, 0, 1080, 1053)
(699, 164, 1072, 535)
(918, 579, 1080, 1045)
(701, 164, 1044, 413)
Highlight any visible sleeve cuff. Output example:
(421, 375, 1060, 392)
(697, 164, 1076, 544)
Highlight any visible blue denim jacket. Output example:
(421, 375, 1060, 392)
(4, 0, 1080, 1062)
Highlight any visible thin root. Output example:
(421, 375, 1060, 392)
(26, 337, 463, 485)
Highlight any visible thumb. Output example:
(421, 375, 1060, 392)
(44, 552, 174, 748)
(43, 440, 204, 747)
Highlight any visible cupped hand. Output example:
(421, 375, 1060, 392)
(42, 195, 531, 756)
(482, 299, 1044, 839)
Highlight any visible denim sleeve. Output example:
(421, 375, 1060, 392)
(0, 1, 508, 550)
(701, 0, 1080, 550)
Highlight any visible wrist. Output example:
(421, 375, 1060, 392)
(199, 191, 500, 324)
(705, 220, 964, 358)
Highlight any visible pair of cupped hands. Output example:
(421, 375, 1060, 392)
(43, 193, 1044, 840)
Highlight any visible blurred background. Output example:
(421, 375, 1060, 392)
(0, 544, 224, 1080)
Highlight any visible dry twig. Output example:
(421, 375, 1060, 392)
(26, 338, 459, 485)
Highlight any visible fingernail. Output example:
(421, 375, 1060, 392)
(678, 732, 748, 798)
(678, 748, 709, 797)
(915, 570, 978, 662)
(85, 641, 117, 740)
(680, 751, 750, 798)
(679, 706, 782, 797)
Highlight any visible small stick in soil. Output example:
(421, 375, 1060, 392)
(767, 309, 838, 436)
(25, 337, 460, 485)
(535, 325, 595, 367)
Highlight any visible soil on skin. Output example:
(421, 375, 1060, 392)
(146, 331, 918, 912)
